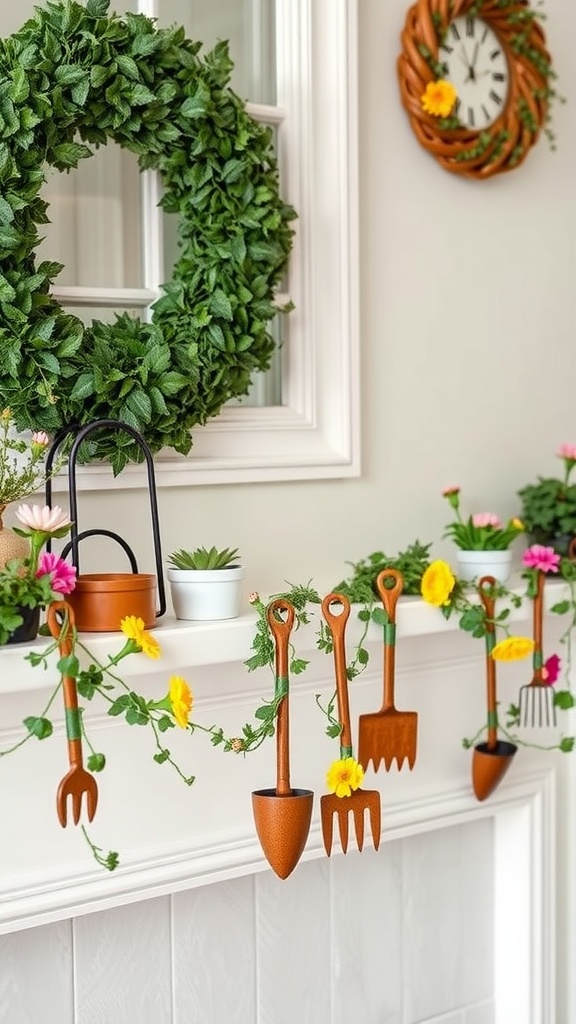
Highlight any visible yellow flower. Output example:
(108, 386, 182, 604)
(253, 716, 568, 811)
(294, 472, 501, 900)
(169, 675, 193, 728)
(421, 79, 457, 118)
(326, 757, 364, 799)
(421, 559, 456, 607)
(492, 636, 535, 662)
(511, 518, 524, 531)
(120, 615, 161, 659)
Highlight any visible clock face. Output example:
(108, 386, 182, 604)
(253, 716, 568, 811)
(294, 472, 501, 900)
(439, 16, 510, 130)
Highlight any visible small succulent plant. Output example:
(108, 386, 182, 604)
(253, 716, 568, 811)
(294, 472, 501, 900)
(167, 546, 241, 571)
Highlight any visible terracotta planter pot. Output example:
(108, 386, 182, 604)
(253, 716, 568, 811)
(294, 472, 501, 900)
(0, 505, 29, 570)
(66, 573, 157, 631)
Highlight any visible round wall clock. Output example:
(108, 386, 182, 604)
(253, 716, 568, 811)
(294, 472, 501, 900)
(397, 0, 555, 179)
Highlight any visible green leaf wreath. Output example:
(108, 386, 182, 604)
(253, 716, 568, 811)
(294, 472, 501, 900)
(0, 0, 295, 472)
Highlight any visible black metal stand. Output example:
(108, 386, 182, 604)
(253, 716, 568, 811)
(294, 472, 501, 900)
(45, 419, 166, 618)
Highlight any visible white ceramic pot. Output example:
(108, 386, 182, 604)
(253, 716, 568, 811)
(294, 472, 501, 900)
(167, 566, 246, 621)
(456, 549, 513, 585)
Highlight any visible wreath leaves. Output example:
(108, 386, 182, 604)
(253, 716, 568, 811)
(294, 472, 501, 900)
(0, 0, 295, 473)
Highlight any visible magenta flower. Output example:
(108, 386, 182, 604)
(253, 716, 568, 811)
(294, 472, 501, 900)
(472, 512, 501, 529)
(522, 544, 561, 574)
(37, 552, 77, 594)
(542, 654, 561, 685)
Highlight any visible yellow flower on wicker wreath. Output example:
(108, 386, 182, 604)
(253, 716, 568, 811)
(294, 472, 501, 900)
(421, 79, 457, 118)
(491, 636, 535, 662)
(421, 559, 456, 607)
(326, 756, 364, 799)
(169, 675, 193, 728)
(120, 615, 161, 659)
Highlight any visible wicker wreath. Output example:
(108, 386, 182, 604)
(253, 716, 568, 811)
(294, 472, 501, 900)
(397, 0, 553, 178)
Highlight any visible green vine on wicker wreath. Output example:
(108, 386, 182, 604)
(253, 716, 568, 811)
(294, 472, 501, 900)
(0, 0, 295, 473)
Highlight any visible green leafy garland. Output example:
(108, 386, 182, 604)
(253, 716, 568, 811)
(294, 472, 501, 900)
(0, 0, 295, 472)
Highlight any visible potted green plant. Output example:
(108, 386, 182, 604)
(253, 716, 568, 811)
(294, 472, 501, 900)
(167, 546, 246, 621)
(518, 444, 576, 556)
(0, 503, 75, 644)
(442, 485, 524, 582)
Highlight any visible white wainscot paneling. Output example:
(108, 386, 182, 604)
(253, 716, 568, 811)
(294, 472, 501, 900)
(0, 585, 567, 1023)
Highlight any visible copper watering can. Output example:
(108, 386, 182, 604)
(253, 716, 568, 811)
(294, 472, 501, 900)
(251, 599, 313, 879)
(45, 419, 166, 631)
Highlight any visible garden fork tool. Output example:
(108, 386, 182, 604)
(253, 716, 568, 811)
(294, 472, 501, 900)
(320, 593, 381, 856)
(47, 601, 98, 827)
(358, 568, 417, 772)
(519, 570, 557, 728)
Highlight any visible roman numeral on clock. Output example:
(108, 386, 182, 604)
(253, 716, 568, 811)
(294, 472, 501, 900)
(490, 90, 502, 106)
(466, 16, 474, 37)
(450, 22, 460, 40)
(468, 106, 475, 127)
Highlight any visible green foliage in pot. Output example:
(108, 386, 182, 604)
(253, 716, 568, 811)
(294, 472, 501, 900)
(0, 559, 56, 644)
(167, 545, 241, 570)
(333, 540, 432, 600)
(0, 0, 295, 474)
(518, 445, 576, 549)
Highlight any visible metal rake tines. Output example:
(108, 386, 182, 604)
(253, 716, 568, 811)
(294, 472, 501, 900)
(519, 683, 557, 728)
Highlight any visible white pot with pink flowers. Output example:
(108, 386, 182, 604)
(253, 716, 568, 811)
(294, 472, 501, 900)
(442, 485, 524, 584)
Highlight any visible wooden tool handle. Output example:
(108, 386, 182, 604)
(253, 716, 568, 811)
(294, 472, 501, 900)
(532, 571, 545, 683)
(321, 593, 353, 754)
(478, 577, 498, 751)
(375, 569, 403, 622)
(376, 569, 403, 711)
(267, 599, 295, 796)
(47, 601, 83, 767)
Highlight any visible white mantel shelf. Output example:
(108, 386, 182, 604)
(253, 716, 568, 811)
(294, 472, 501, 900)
(1, 575, 566, 694)
(0, 567, 569, 1018)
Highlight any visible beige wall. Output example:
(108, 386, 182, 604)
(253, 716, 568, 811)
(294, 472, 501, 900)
(68, 0, 576, 599)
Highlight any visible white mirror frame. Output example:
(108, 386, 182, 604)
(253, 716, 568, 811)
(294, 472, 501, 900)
(52, 0, 360, 490)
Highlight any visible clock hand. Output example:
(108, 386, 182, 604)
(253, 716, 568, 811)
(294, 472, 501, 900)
(466, 42, 480, 81)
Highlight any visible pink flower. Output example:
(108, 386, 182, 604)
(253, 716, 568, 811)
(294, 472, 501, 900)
(15, 504, 71, 533)
(557, 443, 576, 462)
(472, 512, 501, 529)
(37, 552, 77, 594)
(542, 654, 561, 685)
(31, 431, 49, 448)
(442, 485, 460, 496)
(522, 544, 561, 574)
(249, 592, 260, 604)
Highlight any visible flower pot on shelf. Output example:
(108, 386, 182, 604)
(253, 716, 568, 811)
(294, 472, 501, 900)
(167, 566, 246, 621)
(5, 605, 41, 645)
(66, 572, 157, 631)
(456, 549, 513, 585)
(0, 506, 29, 570)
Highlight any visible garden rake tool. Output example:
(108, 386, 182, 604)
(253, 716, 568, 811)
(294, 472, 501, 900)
(519, 570, 557, 728)
(47, 601, 98, 827)
(320, 593, 381, 856)
(358, 568, 417, 772)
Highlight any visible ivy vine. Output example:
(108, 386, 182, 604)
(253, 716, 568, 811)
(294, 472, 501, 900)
(0, 0, 295, 472)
